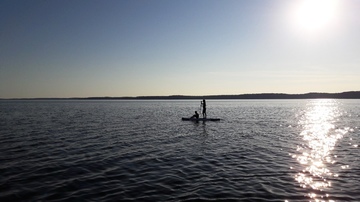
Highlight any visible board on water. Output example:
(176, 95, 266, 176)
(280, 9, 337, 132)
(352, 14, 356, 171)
(182, 117, 221, 121)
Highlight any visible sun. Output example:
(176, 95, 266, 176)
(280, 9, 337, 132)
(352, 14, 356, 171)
(290, 0, 340, 35)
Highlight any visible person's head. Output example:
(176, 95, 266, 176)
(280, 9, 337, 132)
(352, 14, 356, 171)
(195, 111, 198, 114)
(203, 99, 205, 102)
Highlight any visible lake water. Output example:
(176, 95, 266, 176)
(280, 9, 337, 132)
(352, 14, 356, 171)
(0, 99, 359, 201)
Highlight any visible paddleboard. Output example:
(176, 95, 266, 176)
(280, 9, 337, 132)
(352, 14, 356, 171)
(182, 117, 220, 121)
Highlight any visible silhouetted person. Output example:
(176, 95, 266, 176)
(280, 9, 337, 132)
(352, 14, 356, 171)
(201, 99, 206, 118)
(190, 111, 199, 119)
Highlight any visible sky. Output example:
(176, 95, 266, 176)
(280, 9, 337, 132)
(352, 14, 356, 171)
(1, 0, 359, 98)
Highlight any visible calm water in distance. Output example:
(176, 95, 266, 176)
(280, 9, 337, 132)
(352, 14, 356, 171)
(0, 99, 359, 201)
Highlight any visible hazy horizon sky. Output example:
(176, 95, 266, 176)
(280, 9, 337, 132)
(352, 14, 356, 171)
(1, 0, 359, 98)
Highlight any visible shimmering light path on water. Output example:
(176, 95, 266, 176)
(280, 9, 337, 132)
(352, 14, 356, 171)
(0, 100, 359, 201)
(291, 100, 359, 201)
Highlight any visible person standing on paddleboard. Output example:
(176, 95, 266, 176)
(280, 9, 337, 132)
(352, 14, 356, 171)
(201, 99, 207, 118)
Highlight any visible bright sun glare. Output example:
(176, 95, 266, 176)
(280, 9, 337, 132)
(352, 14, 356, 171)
(290, 0, 340, 35)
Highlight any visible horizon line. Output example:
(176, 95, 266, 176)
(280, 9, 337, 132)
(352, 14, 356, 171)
(1, 91, 360, 100)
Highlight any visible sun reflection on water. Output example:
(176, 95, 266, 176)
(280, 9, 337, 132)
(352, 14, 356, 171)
(294, 99, 350, 201)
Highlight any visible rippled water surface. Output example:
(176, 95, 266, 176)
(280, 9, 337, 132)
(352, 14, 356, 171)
(1, 99, 359, 201)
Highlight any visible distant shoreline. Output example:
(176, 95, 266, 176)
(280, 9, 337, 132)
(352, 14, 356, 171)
(2, 91, 360, 100)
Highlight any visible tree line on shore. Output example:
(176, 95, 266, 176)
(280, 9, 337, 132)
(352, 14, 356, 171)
(86, 91, 360, 100)
(3, 91, 360, 100)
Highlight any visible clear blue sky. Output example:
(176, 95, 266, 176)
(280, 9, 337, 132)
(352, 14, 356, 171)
(1, 0, 359, 98)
